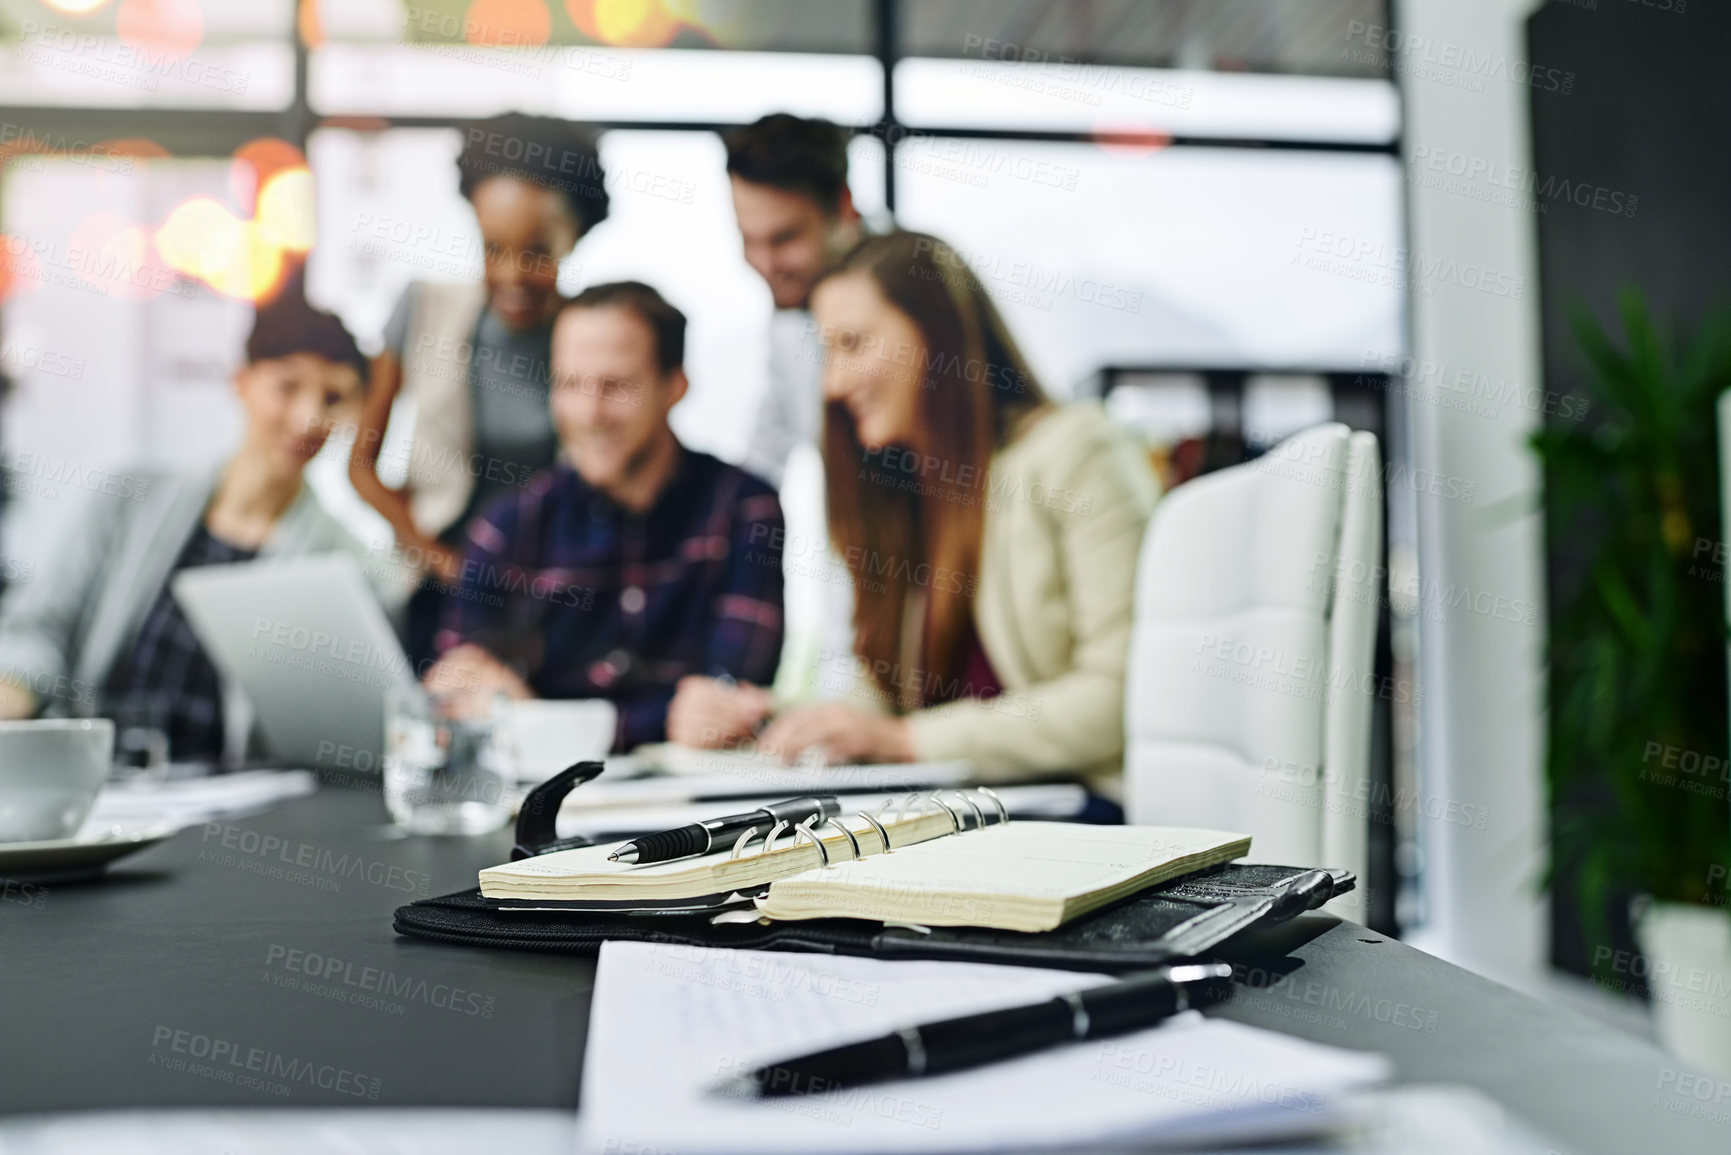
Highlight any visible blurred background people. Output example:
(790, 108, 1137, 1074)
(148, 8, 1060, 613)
(349, 112, 609, 668)
(0, 292, 399, 764)
(424, 281, 784, 751)
(756, 232, 1159, 786)
(723, 114, 864, 703)
(722, 113, 861, 488)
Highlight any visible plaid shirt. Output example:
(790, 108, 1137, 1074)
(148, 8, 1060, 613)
(106, 525, 257, 762)
(436, 448, 785, 751)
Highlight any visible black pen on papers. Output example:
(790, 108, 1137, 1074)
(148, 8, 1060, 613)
(607, 795, 841, 865)
(711, 962, 1234, 1099)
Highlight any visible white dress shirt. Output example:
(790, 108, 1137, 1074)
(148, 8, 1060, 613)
(737, 309, 857, 698)
(739, 309, 824, 488)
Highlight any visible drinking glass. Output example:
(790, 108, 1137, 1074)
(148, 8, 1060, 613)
(383, 686, 516, 835)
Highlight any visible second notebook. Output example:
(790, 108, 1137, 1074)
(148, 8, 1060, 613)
(754, 822, 1250, 932)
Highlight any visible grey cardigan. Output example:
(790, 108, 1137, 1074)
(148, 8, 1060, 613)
(0, 468, 410, 721)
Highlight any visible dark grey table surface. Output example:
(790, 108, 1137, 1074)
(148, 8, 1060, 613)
(1, 786, 1725, 1154)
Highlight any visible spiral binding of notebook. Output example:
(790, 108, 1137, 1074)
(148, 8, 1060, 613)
(726, 787, 1010, 869)
(480, 787, 1015, 910)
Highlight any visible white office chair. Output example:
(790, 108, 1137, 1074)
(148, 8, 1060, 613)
(1123, 423, 1383, 921)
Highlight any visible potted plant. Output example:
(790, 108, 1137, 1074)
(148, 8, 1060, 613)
(1532, 292, 1731, 1073)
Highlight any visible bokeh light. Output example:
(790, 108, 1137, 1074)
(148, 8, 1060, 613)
(0, 236, 42, 303)
(254, 168, 315, 255)
(41, 0, 111, 14)
(96, 138, 173, 161)
(229, 138, 306, 216)
(565, 0, 682, 48)
(465, 0, 552, 46)
(116, 0, 205, 61)
(1091, 126, 1174, 158)
(0, 136, 312, 304)
(297, 0, 324, 50)
(158, 137, 313, 303)
(153, 198, 243, 284)
(154, 196, 286, 303)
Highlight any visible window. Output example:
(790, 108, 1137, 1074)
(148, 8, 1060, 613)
(894, 141, 1404, 392)
(0, 0, 292, 109)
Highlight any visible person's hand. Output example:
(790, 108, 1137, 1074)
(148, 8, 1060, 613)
(385, 518, 460, 585)
(422, 644, 533, 718)
(758, 702, 914, 765)
(666, 676, 774, 748)
(0, 678, 37, 720)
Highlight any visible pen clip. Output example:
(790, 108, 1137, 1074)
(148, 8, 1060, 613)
(510, 760, 605, 860)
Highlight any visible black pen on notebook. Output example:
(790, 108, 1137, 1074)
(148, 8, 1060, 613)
(607, 795, 840, 865)
(711, 962, 1234, 1099)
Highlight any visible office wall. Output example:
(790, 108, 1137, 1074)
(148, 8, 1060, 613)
(1394, 0, 1549, 987)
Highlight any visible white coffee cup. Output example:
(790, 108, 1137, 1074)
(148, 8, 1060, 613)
(0, 718, 115, 842)
(499, 699, 617, 784)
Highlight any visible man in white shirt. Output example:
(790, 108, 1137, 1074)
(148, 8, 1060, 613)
(723, 114, 862, 487)
(720, 115, 865, 703)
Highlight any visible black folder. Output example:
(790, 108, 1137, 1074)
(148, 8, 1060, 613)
(394, 862, 1351, 972)
(392, 762, 1354, 971)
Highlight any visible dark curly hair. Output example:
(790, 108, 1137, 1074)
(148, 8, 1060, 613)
(457, 112, 610, 236)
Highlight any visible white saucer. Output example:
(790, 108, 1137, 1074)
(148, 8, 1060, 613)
(0, 820, 180, 882)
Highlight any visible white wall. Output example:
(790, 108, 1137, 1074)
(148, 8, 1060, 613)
(1396, 0, 1548, 987)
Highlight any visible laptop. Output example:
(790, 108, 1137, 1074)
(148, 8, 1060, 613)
(172, 555, 421, 773)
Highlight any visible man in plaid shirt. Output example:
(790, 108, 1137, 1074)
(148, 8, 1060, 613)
(426, 281, 785, 751)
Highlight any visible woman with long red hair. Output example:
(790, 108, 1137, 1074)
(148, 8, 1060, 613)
(757, 231, 1158, 784)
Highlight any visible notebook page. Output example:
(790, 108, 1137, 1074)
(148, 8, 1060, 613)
(575, 941, 1389, 1155)
(761, 823, 1251, 922)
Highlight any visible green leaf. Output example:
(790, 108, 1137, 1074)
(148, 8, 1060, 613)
(1537, 296, 1731, 918)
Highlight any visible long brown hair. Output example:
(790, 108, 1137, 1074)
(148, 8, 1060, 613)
(818, 231, 1049, 709)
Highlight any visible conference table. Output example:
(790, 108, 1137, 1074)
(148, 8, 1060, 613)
(1, 783, 1724, 1154)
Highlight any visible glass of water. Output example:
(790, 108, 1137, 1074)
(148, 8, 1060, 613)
(384, 686, 516, 835)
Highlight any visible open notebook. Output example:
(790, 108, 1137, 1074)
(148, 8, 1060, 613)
(480, 806, 964, 909)
(480, 800, 1249, 932)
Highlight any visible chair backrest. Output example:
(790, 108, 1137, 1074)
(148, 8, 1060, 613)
(1320, 431, 1383, 916)
(1123, 423, 1382, 919)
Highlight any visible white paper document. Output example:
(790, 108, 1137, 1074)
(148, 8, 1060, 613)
(602, 747, 976, 796)
(575, 941, 1391, 1154)
(86, 770, 317, 834)
(0, 1108, 573, 1155)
